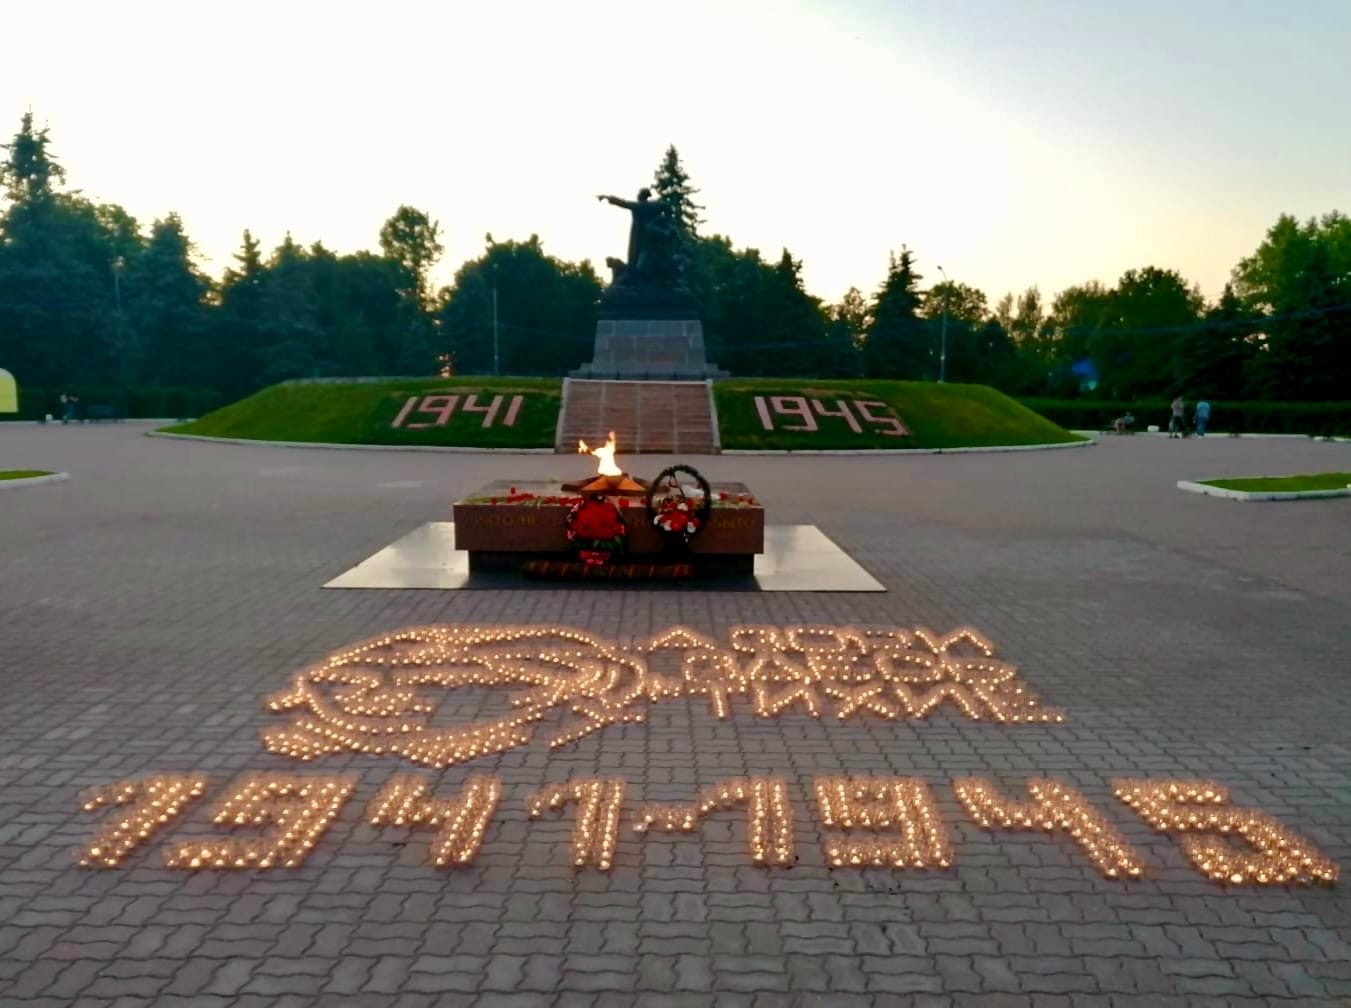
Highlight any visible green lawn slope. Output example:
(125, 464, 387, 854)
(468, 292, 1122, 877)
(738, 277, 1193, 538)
(713, 380, 1084, 450)
(165, 378, 562, 448)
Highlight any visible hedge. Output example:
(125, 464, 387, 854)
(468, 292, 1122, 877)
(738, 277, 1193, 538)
(1018, 399, 1351, 437)
(5, 386, 228, 422)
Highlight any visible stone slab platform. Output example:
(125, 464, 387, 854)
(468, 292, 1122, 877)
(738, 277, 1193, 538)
(324, 522, 884, 591)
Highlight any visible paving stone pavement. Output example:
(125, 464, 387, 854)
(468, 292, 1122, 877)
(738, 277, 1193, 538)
(1, 422, 1350, 1007)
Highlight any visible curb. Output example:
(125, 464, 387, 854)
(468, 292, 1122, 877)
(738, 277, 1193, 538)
(0, 472, 71, 490)
(1177, 479, 1351, 502)
(0, 418, 186, 426)
(722, 439, 1093, 456)
(1074, 430, 1348, 440)
(147, 431, 556, 454)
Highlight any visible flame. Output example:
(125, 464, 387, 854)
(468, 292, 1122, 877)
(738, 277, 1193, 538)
(578, 431, 622, 477)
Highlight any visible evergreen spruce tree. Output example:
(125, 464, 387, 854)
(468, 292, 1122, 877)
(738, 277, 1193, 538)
(124, 213, 211, 388)
(862, 248, 925, 378)
(0, 113, 121, 393)
(217, 230, 267, 394)
(0, 112, 65, 206)
(256, 234, 323, 382)
(651, 145, 704, 238)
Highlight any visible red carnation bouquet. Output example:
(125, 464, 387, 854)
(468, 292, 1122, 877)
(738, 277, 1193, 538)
(565, 497, 627, 563)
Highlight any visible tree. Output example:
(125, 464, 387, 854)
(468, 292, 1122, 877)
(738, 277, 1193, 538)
(379, 205, 444, 374)
(379, 205, 443, 306)
(685, 238, 836, 377)
(1091, 267, 1202, 399)
(325, 252, 405, 376)
(829, 287, 870, 345)
(254, 234, 324, 382)
(861, 248, 926, 379)
(1232, 213, 1351, 313)
(123, 213, 212, 388)
(216, 230, 267, 394)
(0, 114, 124, 392)
(437, 235, 600, 376)
(651, 145, 704, 239)
(1174, 283, 1254, 399)
(1246, 240, 1349, 399)
(922, 279, 991, 383)
(1010, 286, 1045, 348)
(767, 248, 835, 376)
(974, 318, 1018, 388)
(1043, 282, 1112, 393)
(1233, 212, 1351, 399)
(0, 112, 64, 205)
(983, 287, 1058, 394)
(825, 286, 870, 376)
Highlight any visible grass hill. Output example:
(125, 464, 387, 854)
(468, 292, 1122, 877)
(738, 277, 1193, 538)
(165, 378, 562, 448)
(713, 379, 1084, 450)
(164, 377, 1082, 451)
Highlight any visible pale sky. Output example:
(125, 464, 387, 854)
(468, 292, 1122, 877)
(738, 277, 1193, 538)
(5, 0, 1349, 307)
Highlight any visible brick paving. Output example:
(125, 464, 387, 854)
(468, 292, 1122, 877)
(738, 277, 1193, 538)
(1, 422, 1349, 1007)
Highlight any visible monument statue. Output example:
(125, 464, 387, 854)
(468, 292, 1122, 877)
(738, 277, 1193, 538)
(573, 180, 724, 379)
(595, 188, 686, 294)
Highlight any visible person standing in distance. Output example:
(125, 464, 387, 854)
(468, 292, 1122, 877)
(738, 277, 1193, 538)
(1193, 398, 1211, 437)
(1169, 395, 1186, 438)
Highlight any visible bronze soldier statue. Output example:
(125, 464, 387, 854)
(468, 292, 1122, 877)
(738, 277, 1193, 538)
(596, 188, 683, 289)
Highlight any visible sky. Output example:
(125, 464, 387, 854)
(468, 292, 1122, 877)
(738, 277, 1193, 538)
(4, 0, 1349, 307)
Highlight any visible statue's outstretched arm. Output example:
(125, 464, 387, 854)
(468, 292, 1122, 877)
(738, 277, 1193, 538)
(597, 194, 636, 210)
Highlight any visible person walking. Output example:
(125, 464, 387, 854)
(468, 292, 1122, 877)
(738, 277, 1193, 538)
(59, 392, 79, 424)
(1169, 396, 1186, 438)
(1194, 398, 1211, 436)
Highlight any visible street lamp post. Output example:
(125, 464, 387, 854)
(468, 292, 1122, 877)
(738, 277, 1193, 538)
(112, 256, 124, 314)
(937, 264, 949, 383)
(112, 257, 129, 415)
(491, 263, 500, 377)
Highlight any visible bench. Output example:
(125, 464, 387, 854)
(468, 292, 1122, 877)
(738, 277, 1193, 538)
(84, 404, 122, 422)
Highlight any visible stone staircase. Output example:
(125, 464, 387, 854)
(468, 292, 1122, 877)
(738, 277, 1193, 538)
(556, 379, 720, 454)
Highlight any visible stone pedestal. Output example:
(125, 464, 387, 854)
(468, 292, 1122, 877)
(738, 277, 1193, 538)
(573, 319, 728, 380)
(453, 480, 762, 575)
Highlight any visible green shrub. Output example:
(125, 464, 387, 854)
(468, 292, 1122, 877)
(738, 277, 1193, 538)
(8, 385, 228, 421)
(1019, 399, 1351, 437)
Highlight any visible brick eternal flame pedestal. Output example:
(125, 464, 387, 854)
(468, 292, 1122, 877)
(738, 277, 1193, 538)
(453, 480, 763, 574)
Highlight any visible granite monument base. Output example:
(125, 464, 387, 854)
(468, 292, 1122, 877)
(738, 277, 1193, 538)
(572, 319, 728, 380)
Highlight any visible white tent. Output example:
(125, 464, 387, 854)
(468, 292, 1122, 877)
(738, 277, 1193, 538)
(0, 368, 16, 413)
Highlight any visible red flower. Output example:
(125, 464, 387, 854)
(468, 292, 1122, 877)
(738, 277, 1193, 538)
(569, 499, 625, 540)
